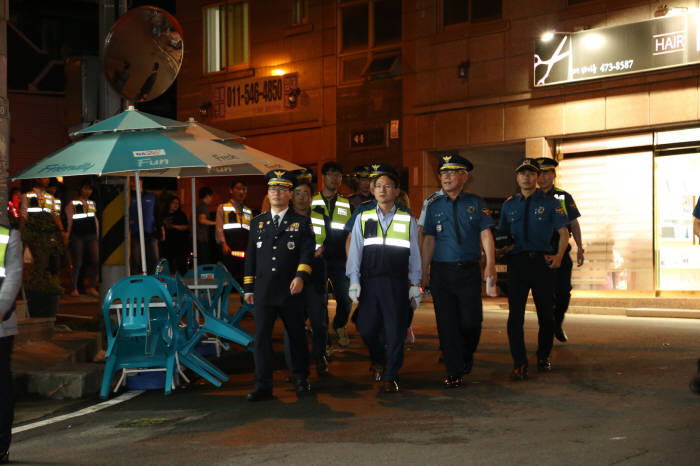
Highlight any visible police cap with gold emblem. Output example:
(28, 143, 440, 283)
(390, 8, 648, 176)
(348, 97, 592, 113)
(265, 169, 295, 189)
(369, 162, 398, 179)
(289, 168, 314, 186)
(515, 157, 540, 173)
(534, 157, 558, 171)
(354, 164, 371, 178)
(438, 154, 474, 172)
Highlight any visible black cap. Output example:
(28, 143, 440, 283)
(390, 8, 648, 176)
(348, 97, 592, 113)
(438, 154, 474, 172)
(515, 158, 540, 173)
(265, 169, 295, 189)
(290, 168, 314, 186)
(321, 161, 343, 175)
(354, 164, 371, 178)
(534, 157, 558, 171)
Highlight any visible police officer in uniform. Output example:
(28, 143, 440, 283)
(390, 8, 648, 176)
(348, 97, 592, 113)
(65, 179, 100, 297)
(421, 155, 496, 388)
(0, 220, 23, 463)
(244, 170, 315, 401)
(348, 164, 373, 209)
(498, 158, 569, 380)
(312, 162, 353, 347)
(216, 179, 252, 283)
(535, 158, 584, 342)
(346, 164, 422, 393)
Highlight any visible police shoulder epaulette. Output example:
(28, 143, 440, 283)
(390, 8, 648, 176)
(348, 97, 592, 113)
(252, 212, 268, 221)
(426, 195, 442, 207)
(505, 195, 514, 202)
(359, 199, 373, 206)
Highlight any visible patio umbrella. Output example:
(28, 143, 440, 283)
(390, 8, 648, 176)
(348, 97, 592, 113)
(72, 106, 188, 135)
(12, 124, 304, 276)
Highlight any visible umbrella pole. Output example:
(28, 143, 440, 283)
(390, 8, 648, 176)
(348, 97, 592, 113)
(135, 171, 147, 275)
(191, 177, 198, 286)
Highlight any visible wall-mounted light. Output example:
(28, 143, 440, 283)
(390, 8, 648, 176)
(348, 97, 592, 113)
(457, 61, 470, 79)
(271, 68, 286, 76)
(581, 33, 605, 50)
(286, 88, 301, 108)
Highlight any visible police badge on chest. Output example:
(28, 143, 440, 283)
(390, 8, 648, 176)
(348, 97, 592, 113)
(287, 241, 295, 250)
(436, 222, 442, 233)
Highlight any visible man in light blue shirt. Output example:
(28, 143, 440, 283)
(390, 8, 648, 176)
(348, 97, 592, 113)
(346, 163, 421, 393)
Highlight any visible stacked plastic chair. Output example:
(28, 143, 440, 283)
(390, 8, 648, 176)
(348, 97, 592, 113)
(100, 275, 178, 399)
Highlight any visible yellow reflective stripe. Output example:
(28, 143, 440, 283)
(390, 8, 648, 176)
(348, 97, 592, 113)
(310, 217, 325, 226)
(72, 213, 88, 219)
(297, 264, 312, 274)
(364, 237, 384, 246)
(223, 206, 235, 211)
(330, 222, 345, 230)
(393, 214, 411, 222)
(0, 266, 5, 277)
(311, 199, 325, 207)
(223, 223, 250, 230)
(385, 238, 410, 248)
(336, 201, 351, 209)
(243, 276, 255, 284)
(0, 234, 8, 244)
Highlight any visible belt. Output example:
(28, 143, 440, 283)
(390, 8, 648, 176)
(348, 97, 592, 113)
(433, 259, 480, 268)
(513, 251, 548, 258)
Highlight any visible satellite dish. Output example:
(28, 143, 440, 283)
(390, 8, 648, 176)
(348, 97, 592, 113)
(103, 6, 183, 103)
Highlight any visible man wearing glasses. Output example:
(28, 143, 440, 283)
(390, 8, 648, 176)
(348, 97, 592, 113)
(421, 154, 496, 388)
(243, 170, 315, 401)
(311, 162, 353, 347)
(346, 163, 422, 393)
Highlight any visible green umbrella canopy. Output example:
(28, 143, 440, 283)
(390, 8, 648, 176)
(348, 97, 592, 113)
(11, 129, 265, 179)
(73, 106, 188, 136)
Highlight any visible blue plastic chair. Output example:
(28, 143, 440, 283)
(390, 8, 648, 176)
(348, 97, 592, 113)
(154, 258, 171, 276)
(213, 262, 255, 329)
(154, 274, 231, 386)
(100, 275, 178, 399)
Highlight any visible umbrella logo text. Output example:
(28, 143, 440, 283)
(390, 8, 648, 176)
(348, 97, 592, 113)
(38, 162, 95, 174)
(133, 149, 166, 157)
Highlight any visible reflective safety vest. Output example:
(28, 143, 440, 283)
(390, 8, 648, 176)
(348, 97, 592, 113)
(25, 191, 56, 216)
(360, 207, 412, 278)
(311, 193, 351, 231)
(53, 197, 62, 215)
(71, 199, 98, 237)
(222, 202, 251, 253)
(310, 210, 326, 250)
(0, 225, 9, 278)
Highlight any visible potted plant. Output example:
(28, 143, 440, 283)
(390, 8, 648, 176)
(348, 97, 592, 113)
(22, 212, 64, 317)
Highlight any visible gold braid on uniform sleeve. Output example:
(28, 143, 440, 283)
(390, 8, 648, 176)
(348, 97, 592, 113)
(296, 264, 312, 275)
(243, 276, 255, 284)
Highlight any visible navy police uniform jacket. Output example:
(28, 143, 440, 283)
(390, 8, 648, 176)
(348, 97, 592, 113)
(543, 187, 580, 251)
(498, 190, 569, 254)
(243, 211, 315, 306)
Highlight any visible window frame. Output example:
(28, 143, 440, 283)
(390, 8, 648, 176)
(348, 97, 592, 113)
(202, 0, 251, 76)
(291, 0, 309, 26)
(337, 0, 402, 85)
(439, 0, 502, 29)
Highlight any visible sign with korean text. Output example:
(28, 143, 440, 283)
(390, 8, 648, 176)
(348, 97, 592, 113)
(211, 73, 298, 120)
(534, 13, 700, 87)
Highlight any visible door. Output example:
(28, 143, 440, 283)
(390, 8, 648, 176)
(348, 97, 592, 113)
(654, 153, 700, 290)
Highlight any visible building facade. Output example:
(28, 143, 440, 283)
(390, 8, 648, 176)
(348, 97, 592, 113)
(176, 0, 700, 295)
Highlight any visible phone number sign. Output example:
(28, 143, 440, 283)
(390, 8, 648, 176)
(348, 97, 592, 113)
(211, 73, 298, 120)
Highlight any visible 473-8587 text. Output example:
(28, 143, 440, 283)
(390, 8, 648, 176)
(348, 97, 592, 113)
(600, 60, 634, 73)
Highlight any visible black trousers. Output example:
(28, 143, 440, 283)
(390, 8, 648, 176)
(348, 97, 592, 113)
(431, 262, 482, 377)
(553, 252, 573, 327)
(0, 336, 14, 452)
(506, 253, 555, 368)
(356, 275, 408, 381)
(253, 297, 309, 392)
(222, 255, 245, 285)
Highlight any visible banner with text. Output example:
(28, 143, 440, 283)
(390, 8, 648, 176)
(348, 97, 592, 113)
(211, 73, 298, 120)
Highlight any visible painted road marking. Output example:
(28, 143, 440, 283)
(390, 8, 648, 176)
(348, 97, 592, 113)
(12, 390, 145, 434)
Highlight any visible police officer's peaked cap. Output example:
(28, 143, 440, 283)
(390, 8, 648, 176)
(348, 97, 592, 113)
(321, 161, 343, 174)
(515, 157, 540, 172)
(534, 157, 558, 171)
(354, 164, 372, 178)
(290, 168, 314, 186)
(368, 162, 398, 178)
(438, 154, 474, 172)
(265, 169, 295, 188)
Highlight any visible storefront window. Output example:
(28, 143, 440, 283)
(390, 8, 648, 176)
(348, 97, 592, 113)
(654, 153, 700, 290)
(558, 153, 654, 291)
(203, 1, 249, 73)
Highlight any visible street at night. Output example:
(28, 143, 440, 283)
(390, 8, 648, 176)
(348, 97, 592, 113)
(10, 307, 700, 465)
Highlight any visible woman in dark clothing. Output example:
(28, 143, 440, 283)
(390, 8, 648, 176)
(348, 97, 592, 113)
(160, 196, 190, 275)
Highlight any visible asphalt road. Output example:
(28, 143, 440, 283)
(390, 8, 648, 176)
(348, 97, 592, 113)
(10, 308, 700, 465)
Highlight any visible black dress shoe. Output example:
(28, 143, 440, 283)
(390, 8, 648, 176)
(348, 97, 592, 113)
(382, 380, 399, 393)
(443, 375, 464, 389)
(537, 359, 552, 372)
(294, 378, 311, 395)
(511, 364, 528, 381)
(247, 388, 274, 402)
(554, 326, 568, 342)
(370, 363, 384, 382)
(316, 356, 329, 376)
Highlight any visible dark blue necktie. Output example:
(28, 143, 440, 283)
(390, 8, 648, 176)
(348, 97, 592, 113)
(273, 214, 280, 231)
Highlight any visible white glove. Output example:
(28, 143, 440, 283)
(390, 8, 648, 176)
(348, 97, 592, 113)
(409, 285, 422, 310)
(349, 283, 361, 303)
